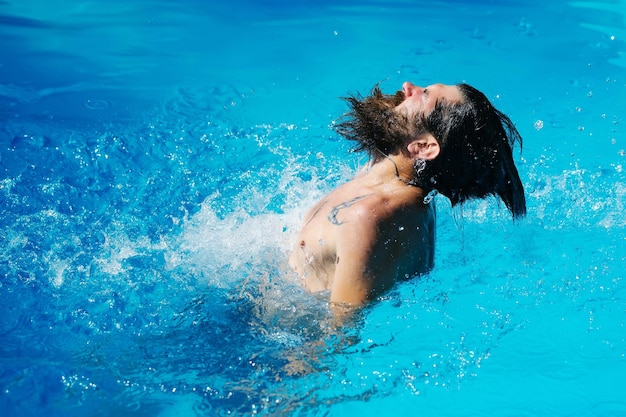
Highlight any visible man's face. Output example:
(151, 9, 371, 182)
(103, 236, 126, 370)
(395, 82, 463, 118)
(334, 82, 463, 156)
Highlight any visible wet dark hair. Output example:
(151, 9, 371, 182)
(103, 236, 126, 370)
(335, 83, 526, 218)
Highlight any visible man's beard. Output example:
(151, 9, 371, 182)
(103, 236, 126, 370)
(334, 85, 426, 156)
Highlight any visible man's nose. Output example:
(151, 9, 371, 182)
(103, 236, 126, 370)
(402, 81, 419, 97)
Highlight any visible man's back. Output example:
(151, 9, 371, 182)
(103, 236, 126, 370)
(289, 163, 435, 306)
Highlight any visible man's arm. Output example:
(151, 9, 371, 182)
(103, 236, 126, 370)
(329, 204, 394, 308)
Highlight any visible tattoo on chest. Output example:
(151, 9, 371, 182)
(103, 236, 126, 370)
(327, 195, 369, 225)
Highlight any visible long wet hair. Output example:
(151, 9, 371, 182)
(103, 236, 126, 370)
(335, 83, 526, 218)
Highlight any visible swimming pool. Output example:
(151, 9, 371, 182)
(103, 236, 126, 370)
(1, 0, 625, 415)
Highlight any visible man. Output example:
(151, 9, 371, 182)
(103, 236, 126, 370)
(289, 81, 526, 310)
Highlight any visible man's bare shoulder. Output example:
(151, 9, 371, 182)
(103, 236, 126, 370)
(336, 185, 427, 229)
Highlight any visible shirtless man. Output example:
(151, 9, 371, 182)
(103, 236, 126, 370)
(289, 81, 526, 309)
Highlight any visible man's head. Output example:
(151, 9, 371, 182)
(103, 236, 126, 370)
(335, 81, 526, 218)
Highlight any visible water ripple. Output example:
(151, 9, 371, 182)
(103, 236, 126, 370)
(84, 99, 111, 110)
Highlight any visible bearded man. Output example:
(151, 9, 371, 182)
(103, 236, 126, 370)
(289, 81, 526, 310)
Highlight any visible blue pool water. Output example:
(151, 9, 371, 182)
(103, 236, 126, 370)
(1, 0, 626, 415)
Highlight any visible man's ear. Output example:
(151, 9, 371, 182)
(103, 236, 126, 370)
(407, 133, 440, 161)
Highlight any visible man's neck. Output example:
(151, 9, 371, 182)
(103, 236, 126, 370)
(369, 153, 419, 187)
